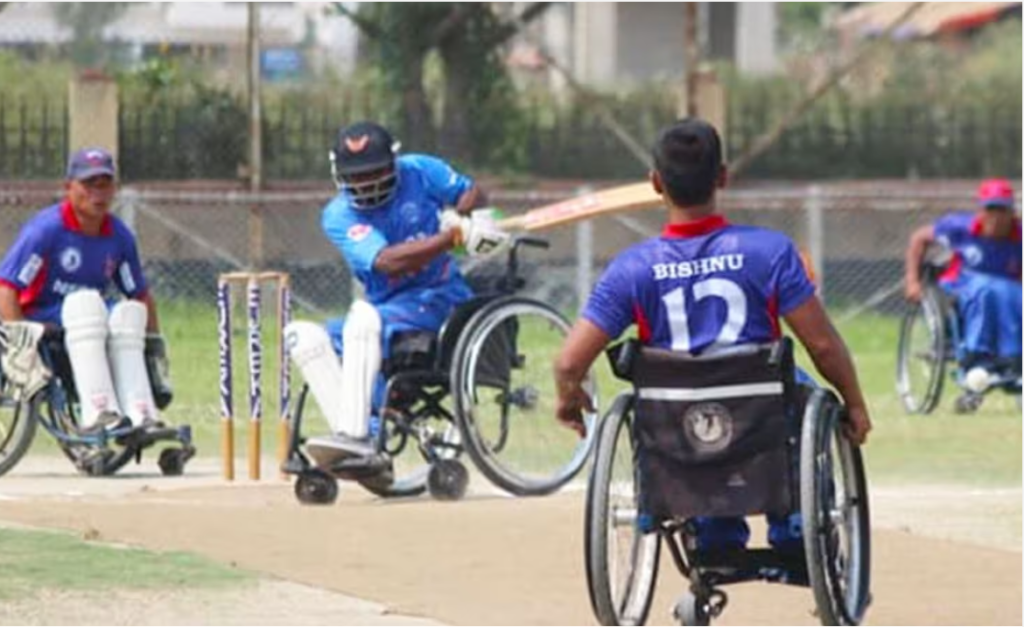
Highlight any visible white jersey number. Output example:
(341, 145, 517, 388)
(662, 278, 748, 352)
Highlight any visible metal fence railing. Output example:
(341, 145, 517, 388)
(1, 181, 1017, 323)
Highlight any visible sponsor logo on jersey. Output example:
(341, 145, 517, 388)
(347, 223, 373, 242)
(52, 279, 92, 295)
(119, 262, 136, 293)
(17, 254, 44, 285)
(961, 244, 984, 266)
(60, 247, 82, 272)
(653, 254, 744, 281)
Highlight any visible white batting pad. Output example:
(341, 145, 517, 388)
(108, 300, 157, 426)
(62, 289, 121, 426)
(285, 320, 347, 434)
(339, 300, 382, 439)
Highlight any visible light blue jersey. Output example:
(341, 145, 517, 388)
(322, 154, 473, 305)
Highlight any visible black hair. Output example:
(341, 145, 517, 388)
(651, 118, 723, 207)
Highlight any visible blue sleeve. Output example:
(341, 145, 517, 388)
(113, 228, 148, 297)
(322, 201, 388, 277)
(0, 223, 48, 290)
(407, 155, 473, 207)
(581, 256, 635, 340)
(933, 212, 968, 244)
(772, 240, 816, 316)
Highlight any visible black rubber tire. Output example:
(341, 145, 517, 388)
(895, 288, 947, 414)
(295, 469, 340, 505)
(426, 458, 469, 501)
(451, 296, 597, 496)
(0, 392, 40, 477)
(800, 390, 872, 626)
(585, 393, 660, 626)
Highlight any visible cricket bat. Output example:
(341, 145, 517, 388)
(497, 182, 662, 232)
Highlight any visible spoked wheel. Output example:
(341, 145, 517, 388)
(800, 390, 871, 626)
(585, 393, 660, 626)
(452, 296, 597, 496)
(0, 390, 40, 476)
(896, 288, 947, 414)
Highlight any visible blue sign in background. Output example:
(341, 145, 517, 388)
(261, 48, 305, 81)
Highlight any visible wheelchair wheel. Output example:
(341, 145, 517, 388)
(360, 414, 464, 499)
(800, 390, 871, 626)
(585, 393, 660, 626)
(896, 287, 947, 414)
(0, 391, 40, 476)
(452, 296, 598, 496)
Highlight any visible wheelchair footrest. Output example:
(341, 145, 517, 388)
(325, 454, 393, 482)
(692, 548, 809, 587)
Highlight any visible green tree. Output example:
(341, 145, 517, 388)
(332, 3, 550, 165)
(50, 3, 128, 69)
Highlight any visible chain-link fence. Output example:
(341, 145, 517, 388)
(2, 180, 1012, 324)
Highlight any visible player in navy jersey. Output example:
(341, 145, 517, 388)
(555, 118, 871, 552)
(0, 147, 172, 432)
(905, 178, 1021, 405)
(285, 121, 509, 463)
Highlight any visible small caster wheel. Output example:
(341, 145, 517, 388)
(672, 592, 709, 626)
(294, 469, 339, 505)
(427, 459, 468, 501)
(954, 392, 982, 414)
(158, 448, 187, 476)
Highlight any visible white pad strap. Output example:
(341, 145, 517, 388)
(340, 300, 382, 439)
(108, 300, 157, 426)
(285, 320, 347, 434)
(62, 290, 120, 426)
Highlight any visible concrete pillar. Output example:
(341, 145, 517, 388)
(573, 3, 617, 85)
(735, 3, 778, 75)
(68, 71, 119, 158)
(697, 71, 727, 158)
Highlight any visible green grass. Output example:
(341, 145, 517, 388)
(19, 301, 1023, 488)
(0, 526, 252, 600)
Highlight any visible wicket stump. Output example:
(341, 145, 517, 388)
(217, 271, 292, 481)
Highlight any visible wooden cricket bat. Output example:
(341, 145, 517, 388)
(497, 182, 662, 232)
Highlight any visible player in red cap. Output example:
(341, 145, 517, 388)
(905, 178, 1022, 408)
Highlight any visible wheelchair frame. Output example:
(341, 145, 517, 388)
(584, 343, 871, 626)
(896, 253, 1022, 415)
(0, 334, 194, 477)
(284, 237, 598, 504)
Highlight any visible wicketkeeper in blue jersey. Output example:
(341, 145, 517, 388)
(555, 118, 871, 553)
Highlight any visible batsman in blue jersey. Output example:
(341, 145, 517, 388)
(285, 121, 509, 462)
(555, 118, 872, 552)
(905, 178, 1021, 408)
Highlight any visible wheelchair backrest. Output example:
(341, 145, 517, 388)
(607, 339, 801, 521)
(921, 241, 954, 283)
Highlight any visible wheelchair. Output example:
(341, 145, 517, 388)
(0, 328, 195, 478)
(283, 236, 599, 504)
(584, 339, 871, 626)
(896, 245, 1023, 414)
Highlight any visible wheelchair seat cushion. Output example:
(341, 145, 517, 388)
(382, 331, 437, 376)
(625, 341, 800, 520)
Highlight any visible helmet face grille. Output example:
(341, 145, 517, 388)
(331, 158, 397, 210)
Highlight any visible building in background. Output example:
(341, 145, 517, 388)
(0, 2, 778, 88)
(0, 2, 358, 82)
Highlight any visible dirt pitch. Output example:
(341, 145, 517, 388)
(0, 458, 1020, 626)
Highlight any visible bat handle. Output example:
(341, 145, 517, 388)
(514, 236, 549, 251)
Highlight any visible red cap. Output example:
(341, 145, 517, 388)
(976, 178, 1015, 208)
